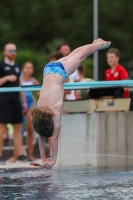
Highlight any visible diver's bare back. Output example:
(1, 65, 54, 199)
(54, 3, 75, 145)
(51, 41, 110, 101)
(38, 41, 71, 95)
(38, 74, 64, 112)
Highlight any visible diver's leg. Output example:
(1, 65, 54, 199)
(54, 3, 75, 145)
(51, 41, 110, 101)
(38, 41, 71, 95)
(58, 38, 111, 75)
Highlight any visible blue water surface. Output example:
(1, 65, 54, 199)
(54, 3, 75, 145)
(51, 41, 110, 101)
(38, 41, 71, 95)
(0, 166, 133, 200)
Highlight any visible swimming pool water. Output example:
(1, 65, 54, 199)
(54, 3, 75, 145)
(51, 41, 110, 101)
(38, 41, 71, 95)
(0, 166, 133, 200)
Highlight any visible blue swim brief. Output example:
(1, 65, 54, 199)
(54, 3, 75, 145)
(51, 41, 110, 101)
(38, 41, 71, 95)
(21, 96, 33, 111)
(26, 96, 33, 109)
(43, 62, 68, 80)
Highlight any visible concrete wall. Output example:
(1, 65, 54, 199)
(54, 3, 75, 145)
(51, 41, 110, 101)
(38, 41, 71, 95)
(55, 112, 133, 167)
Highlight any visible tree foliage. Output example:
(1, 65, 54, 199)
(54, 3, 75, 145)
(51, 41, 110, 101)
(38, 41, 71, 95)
(0, 0, 93, 50)
(98, 0, 133, 79)
(0, 0, 133, 80)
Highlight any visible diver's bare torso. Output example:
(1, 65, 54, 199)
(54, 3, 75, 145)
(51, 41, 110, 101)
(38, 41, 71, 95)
(37, 74, 64, 114)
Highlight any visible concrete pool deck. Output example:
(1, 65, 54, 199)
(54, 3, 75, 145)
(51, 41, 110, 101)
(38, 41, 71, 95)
(55, 112, 133, 167)
(1, 112, 133, 169)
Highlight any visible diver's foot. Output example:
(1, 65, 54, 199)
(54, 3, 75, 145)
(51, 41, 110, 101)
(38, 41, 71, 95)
(93, 38, 111, 50)
(99, 41, 111, 50)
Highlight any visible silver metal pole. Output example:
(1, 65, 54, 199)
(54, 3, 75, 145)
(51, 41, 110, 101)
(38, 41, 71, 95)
(93, 0, 98, 80)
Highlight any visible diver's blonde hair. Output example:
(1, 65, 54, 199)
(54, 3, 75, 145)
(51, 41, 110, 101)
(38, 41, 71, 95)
(31, 107, 54, 137)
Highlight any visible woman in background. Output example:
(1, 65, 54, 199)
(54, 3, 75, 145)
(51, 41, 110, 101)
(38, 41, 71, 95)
(21, 62, 39, 161)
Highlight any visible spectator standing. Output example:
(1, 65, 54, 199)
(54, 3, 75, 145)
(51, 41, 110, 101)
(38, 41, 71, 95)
(0, 43, 27, 162)
(78, 65, 94, 82)
(21, 62, 39, 161)
(56, 43, 71, 57)
(56, 43, 80, 100)
(47, 51, 68, 157)
(49, 50, 71, 100)
(49, 51, 64, 62)
(105, 48, 129, 98)
(76, 65, 94, 100)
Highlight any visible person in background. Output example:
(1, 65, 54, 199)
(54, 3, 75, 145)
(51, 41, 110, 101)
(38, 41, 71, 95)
(21, 62, 39, 161)
(46, 51, 70, 157)
(49, 51, 64, 62)
(56, 43, 71, 57)
(78, 65, 94, 82)
(49, 51, 71, 102)
(0, 43, 27, 162)
(76, 65, 94, 100)
(105, 48, 129, 98)
(56, 43, 80, 100)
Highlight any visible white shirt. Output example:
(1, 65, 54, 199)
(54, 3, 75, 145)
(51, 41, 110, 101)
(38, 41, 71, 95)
(4, 60, 15, 66)
(66, 70, 80, 100)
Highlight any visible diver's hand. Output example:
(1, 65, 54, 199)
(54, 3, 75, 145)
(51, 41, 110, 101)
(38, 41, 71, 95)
(42, 157, 49, 165)
(7, 75, 17, 82)
(43, 159, 56, 169)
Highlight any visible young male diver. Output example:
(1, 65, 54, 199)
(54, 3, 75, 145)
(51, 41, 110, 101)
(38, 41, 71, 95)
(31, 38, 111, 168)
